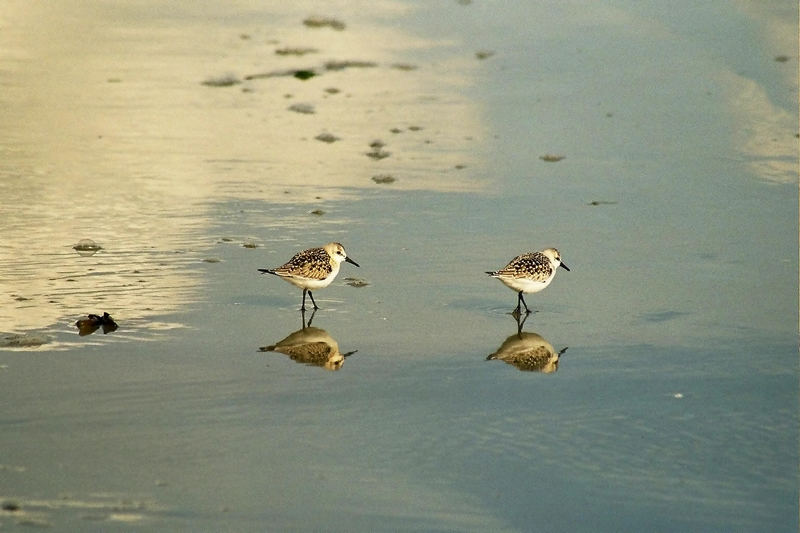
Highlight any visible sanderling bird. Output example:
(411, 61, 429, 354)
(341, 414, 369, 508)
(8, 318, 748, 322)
(259, 242, 359, 310)
(486, 247, 569, 315)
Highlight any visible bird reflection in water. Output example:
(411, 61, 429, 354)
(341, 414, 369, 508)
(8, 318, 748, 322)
(486, 313, 567, 373)
(259, 310, 357, 371)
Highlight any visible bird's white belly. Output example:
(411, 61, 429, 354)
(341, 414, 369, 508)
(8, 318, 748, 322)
(499, 276, 553, 294)
(283, 275, 335, 290)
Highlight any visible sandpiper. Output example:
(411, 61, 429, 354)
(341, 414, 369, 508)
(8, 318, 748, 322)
(259, 242, 359, 310)
(486, 247, 569, 314)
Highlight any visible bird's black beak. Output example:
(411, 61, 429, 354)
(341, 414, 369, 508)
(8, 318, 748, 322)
(559, 262, 570, 272)
(346, 257, 360, 267)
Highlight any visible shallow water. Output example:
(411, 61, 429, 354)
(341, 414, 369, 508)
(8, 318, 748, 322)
(1, 1, 797, 531)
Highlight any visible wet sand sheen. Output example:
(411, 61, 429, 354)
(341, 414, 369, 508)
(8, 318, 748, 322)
(0, 1, 797, 532)
(0, 0, 488, 339)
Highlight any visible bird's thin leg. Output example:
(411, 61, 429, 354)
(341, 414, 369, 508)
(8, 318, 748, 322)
(301, 289, 308, 311)
(308, 291, 319, 310)
(519, 292, 531, 314)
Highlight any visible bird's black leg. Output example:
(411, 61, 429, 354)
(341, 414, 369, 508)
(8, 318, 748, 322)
(301, 289, 308, 311)
(519, 292, 531, 314)
(511, 292, 522, 318)
(308, 291, 319, 310)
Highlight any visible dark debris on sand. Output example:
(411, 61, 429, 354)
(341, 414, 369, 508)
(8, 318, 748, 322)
(75, 312, 118, 336)
(303, 16, 346, 31)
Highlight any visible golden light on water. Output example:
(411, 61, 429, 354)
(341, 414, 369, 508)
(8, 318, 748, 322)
(0, 1, 488, 336)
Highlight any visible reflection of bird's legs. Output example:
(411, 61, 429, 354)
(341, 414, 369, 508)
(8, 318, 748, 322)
(300, 308, 317, 329)
(514, 308, 530, 335)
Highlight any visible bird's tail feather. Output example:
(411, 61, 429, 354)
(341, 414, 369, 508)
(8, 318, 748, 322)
(258, 269, 278, 275)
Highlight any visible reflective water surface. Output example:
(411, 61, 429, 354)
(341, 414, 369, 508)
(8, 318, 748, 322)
(1, 1, 797, 531)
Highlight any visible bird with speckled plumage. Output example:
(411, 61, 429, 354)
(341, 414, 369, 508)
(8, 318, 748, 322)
(486, 247, 569, 315)
(259, 242, 359, 310)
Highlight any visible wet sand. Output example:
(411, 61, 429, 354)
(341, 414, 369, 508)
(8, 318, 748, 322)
(1, 1, 797, 531)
